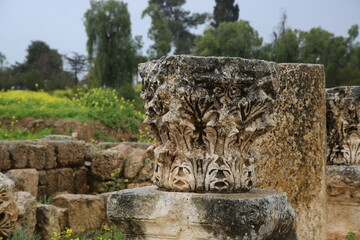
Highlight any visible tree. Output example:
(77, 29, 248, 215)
(195, 21, 262, 58)
(25, 40, 63, 82)
(142, 0, 207, 57)
(84, 0, 140, 89)
(64, 52, 88, 86)
(0, 52, 6, 69)
(211, 0, 239, 28)
(333, 25, 360, 86)
(271, 29, 301, 63)
(11, 40, 71, 90)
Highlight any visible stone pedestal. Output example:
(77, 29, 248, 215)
(107, 186, 297, 240)
(326, 166, 360, 239)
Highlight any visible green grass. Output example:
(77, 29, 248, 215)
(49, 225, 123, 240)
(8, 228, 41, 240)
(0, 88, 145, 133)
(8, 225, 123, 240)
(0, 128, 53, 140)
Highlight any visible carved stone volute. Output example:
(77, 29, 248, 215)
(140, 56, 279, 192)
(327, 86, 360, 165)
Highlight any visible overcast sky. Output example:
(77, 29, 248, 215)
(0, 0, 359, 65)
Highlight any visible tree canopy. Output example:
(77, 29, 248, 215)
(142, 0, 207, 58)
(84, 0, 140, 88)
(211, 0, 239, 28)
(64, 52, 88, 86)
(195, 21, 262, 58)
(25, 40, 63, 82)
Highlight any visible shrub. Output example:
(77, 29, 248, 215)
(50, 225, 123, 240)
(73, 88, 145, 130)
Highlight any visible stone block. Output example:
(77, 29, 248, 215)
(139, 56, 326, 239)
(14, 191, 36, 235)
(36, 204, 67, 240)
(108, 186, 297, 240)
(326, 166, 360, 238)
(53, 194, 107, 234)
(7, 143, 47, 169)
(326, 166, 360, 203)
(91, 150, 123, 180)
(124, 148, 148, 179)
(6, 169, 39, 197)
(137, 162, 154, 181)
(26, 144, 47, 170)
(74, 167, 89, 194)
(109, 143, 136, 155)
(121, 142, 153, 150)
(56, 141, 86, 167)
(38, 168, 74, 197)
(37, 141, 57, 169)
(252, 63, 327, 240)
(0, 144, 11, 171)
(7, 143, 29, 169)
(327, 86, 360, 165)
(0, 173, 18, 238)
(84, 143, 97, 162)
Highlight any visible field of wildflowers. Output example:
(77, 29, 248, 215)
(0, 88, 146, 140)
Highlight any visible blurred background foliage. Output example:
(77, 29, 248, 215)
(0, 0, 359, 141)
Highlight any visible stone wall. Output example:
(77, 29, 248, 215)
(0, 138, 154, 239)
(0, 139, 154, 198)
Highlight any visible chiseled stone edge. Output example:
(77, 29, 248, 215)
(107, 186, 297, 240)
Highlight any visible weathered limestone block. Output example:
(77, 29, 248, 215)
(124, 148, 149, 179)
(108, 186, 297, 240)
(140, 56, 278, 193)
(7, 142, 46, 169)
(74, 167, 89, 194)
(91, 143, 152, 181)
(140, 56, 326, 239)
(327, 86, 360, 165)
(110, 143, 136, 155)
(38, 168, 74, 197)
(53, 194, 107, 234)
(253, 63, 327, 240)
(91, 149, 124, 180)
(14, 191, 36, 235)
(6, 169, 39, 197)
(0, 173, 18, 238)
(36, 204, 67, 240)
(56, 141, 86, 167)
(0, 144, 11, 171)
(326, 166, 360, 239)
(37, 141, 57, 169)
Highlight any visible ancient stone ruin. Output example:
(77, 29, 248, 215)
(0, 173, 18, 238)
(326, 86, 360, 239)
(0, 139, 154, 239)
(140, 56, 278, 193)
(327, 86, 360, 165)
(107, 55, 328, 239)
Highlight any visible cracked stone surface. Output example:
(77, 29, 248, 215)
(0, 173, 18, 238)
(139, 56, 326, 239)
(327, 86, 360, 165)
(108, 186, 297, 240)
